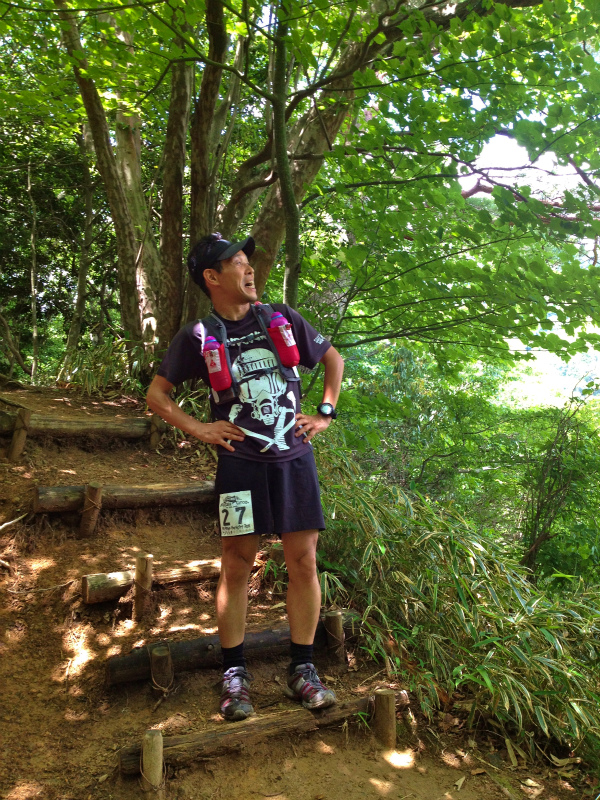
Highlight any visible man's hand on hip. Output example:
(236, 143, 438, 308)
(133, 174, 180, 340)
(196, 421, 245, 452)
(294, 413, 332, 443)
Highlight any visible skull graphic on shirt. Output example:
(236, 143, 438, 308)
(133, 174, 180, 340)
(231, 348, 287, 425)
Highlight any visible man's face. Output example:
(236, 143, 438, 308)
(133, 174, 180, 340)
(207, 251, 257, 303)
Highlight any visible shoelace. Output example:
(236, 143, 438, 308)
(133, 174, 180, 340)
(295, 666, 325, 700)
(223, 672, 251, 702)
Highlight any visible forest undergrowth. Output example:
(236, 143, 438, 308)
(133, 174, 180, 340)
(316, 436, 600, 767)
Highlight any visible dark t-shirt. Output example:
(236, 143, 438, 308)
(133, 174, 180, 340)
(157, 304, 331, 462)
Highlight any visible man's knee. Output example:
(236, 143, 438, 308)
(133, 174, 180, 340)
(284, 533, 318, 580)
(220, 539, 257, 583)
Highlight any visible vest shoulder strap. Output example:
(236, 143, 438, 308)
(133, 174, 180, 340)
(197, 305, 299, 405)
(199, 304, 276, 344)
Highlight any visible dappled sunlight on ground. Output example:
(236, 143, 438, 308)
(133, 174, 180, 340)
(168, 623, 207, 633)
(28, 557, 56, 572)
(4, 781, 46, 799)
(442, 750, 463, 768)
(114, 619, 135, 636)
(316, 740, 335, 755)
(63, 625, 95, 676)
(384, 748, 415, 769)
(369, 777, 395, 794)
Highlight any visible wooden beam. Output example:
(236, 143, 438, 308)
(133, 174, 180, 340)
(106, 624, 296, 686)
(150, 645, 174, 698)
(34, 480, 215, 513)
(105, 615, 363, 686)
(149, 414, 165, 449)
(0, 412, 155, 439)
(78, 482, 103, 538)
(134, 554, 153, 621)
(82, 560, 222, 604)
(373, 689, 397, 749)
(324, 610, 346, 667)
(8, 408, 32, 462)
(119, 697, 371, 775)
(140, 730, 165, 798)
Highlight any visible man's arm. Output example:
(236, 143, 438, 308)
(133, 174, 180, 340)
(294, 346, 344, 443)
(146, 375, 245, 453)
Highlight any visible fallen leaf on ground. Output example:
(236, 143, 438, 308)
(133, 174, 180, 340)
(550, 754, 581, 766)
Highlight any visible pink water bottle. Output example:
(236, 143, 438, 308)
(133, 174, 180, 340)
(268, 311, 300, 367)
(203, 336, 232, 391)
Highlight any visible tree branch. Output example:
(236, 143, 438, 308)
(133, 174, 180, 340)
(0, 309, 32, 375)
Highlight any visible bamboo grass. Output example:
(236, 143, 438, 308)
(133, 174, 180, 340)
(316, 443, 600, 756)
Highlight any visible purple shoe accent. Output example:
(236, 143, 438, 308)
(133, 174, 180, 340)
(283, 663, 336, 710)
(220, 666, 254, 721)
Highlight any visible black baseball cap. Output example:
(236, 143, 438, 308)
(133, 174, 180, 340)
(188, 233, 256, 294)
(201, 235, 255, 269)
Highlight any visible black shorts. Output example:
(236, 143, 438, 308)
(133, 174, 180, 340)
(215, 448, 325, 537)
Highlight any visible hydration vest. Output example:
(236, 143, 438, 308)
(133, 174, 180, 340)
(199, 303, 301, 405)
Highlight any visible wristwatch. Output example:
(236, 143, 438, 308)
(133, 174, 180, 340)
(317, 402, 337, 419)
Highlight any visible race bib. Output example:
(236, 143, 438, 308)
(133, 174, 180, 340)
(219, 490, 255, 536)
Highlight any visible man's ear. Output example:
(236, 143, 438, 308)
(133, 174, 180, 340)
(203, 268, 219, 287)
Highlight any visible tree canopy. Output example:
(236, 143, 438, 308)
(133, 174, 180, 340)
(1, 0, 600, 366)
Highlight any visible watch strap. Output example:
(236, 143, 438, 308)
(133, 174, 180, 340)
(317, 402, 337, 419)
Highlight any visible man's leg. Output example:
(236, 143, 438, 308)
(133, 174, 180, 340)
(282, 529, 321, 644)
(281, 529, 336, 709)
(216, 534, 260, 647)
(216, 534, 259, 720)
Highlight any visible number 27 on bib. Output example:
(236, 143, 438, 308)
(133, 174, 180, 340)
(219, 490, 255, 536)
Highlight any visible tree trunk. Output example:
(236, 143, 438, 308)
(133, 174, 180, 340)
(249, 90, 351, 298)
(0, 310, 32, 376)
(58, 129, 94, 381)
(54, 0, 143, 343)
(26, 161, 38, 382)
(183, 0, 228, 326)
(115, 103, 161, 343)
(105, 18, 161, 344)
(273, 13, 301, 309)
(158, 57, 194, 345)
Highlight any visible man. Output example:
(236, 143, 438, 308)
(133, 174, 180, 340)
(146, 233, 344, 721)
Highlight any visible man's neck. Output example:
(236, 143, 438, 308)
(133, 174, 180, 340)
(212, 299, 251, 321)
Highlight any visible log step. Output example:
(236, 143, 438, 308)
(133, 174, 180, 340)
(0, 411, 165, 440)
(107, 624, 297, 686)
(119, 697, 371, 775)
(105, 615, 362, 686)
(82, 561, 222, 604)
(34, 481, 215, 513)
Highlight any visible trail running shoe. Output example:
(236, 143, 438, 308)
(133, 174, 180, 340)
(220, 666, 254, 721)
(283, 662, 337, 710)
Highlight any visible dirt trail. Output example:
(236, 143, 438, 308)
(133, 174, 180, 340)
(0, 387, 586, 800)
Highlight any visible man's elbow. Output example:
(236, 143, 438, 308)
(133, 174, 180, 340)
(321, 346, 344, 368)
(145, 388, 162, 415)
(146, 377, 173, 416)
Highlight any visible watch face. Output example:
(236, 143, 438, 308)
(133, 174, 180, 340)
(319, 403, 334, 415)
